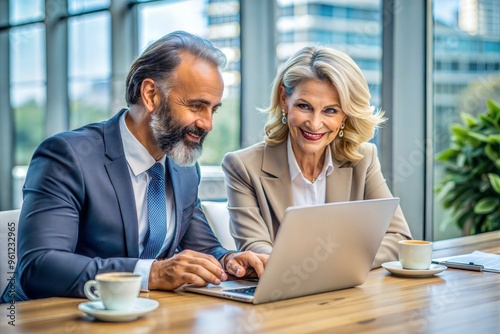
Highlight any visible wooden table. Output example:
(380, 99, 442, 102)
(2, 231, 499, 334)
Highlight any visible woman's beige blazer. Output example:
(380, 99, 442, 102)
(222, 140, 413, 268)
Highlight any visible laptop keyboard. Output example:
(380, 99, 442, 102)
(224, 286, 257, 296)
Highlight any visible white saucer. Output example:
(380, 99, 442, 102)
(78, 297, 159, 322)
(382, 261, 447, 278)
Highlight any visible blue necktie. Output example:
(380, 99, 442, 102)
(141, 162, 167, 259)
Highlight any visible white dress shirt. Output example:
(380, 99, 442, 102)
(119, 111, 176, 290)
(287, 136, 334, 206)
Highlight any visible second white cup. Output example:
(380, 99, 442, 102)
(84, 272, 141, 311)
(398, 240, 433, 270)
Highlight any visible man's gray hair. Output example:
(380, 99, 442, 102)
(125, 30, 227, 106)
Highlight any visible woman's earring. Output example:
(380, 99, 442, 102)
(281, 109, 287, 125)
(339, 122, 345, 138)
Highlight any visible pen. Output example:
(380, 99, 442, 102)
(432, 260, 484, 271)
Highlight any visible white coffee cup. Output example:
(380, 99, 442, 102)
(398, 240, 433, 270)
(84, 272, 141, 311)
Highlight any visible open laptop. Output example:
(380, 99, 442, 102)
(184, 197, 400, 304)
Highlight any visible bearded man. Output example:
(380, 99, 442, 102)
(2, 31, 268, 302)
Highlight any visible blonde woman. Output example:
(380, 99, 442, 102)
(222, 45, 412, 268)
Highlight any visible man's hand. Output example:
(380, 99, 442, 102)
(222, 251, 269, 279)
(148, 249, 228, 290)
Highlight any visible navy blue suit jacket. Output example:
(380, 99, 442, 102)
(8, 109, 227, 300)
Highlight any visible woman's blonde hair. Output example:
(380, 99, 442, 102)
(263, 45, 386, 164)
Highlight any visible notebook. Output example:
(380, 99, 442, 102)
(184, 197, 400, 304)
(432, 250, 500, 273)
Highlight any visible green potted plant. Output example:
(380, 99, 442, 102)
(435, 99, 500, 235)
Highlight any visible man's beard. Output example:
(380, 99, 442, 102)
(150, 95, 208, 166)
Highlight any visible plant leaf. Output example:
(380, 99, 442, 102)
(479, 114, 500, 130)
(486, 99, 500, 122)
(470, 160, 490, 177)
(467, 130, 489, 142)
(486, 134, 500, 144)
(457, 153, 466, 168)
(450, 124, 468, 140)
(474, 197, 499, 215)
(435, 148, 459, 162)
(485, 144, 500, 168)
(488, 173, 500, 194)
(460, 113, 478, 128)
(434, 181, 455, 202)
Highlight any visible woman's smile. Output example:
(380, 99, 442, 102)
(299, 128, 325, 141)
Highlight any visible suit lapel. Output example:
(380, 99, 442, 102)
(103, 109, 139, 257)
(261, 142, 293, 224)
(326, 157, 353, 203)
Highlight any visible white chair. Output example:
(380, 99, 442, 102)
(201, 201, 236, 250)
(0, 210, 21, 295)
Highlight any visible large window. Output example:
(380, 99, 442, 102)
(10, 13, 46, 166)
(69, 11, 111, 129)
(432, 0, 500, 239)
(276, 0, 383, 110)
(68, 0, 110, 13)
(9, 0, 44, 24)
(138, 0, 241, 166)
